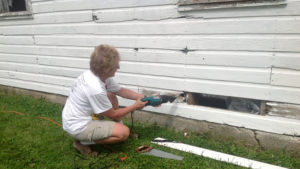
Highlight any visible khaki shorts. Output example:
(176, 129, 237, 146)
(71, 120, 115, 142)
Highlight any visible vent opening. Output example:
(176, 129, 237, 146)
(186, 92, 262, 114)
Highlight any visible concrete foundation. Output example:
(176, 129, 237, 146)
(1, 85, 299, 157)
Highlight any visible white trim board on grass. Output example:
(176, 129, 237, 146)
(152, 138, 287, 169)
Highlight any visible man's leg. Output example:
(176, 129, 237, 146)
(94, 122, 130, 144)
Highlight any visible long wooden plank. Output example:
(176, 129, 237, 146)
(152, 137, 287, 169)
(0, 36, 34, 45)
(0, 53, 37, 64)
(119, 62, 185, 78)
(266, 102, 300, 120)
(115, 73, 184, 91)
(274, 52, 300, 70)
(183, 0, 300, 19)
(185, 65, 270, 84)
(38, 56, 89, 69)
(3, 46, 299, 70)
(0, 77, 69, 96)
(0, 70, 74, 87)
(271, 68, 300, 88)
(0, 44, 93, 58)
(34, 35, 300, 52)
(93, 5, 180, 22)
(32, 0, 177, 13)
(0, 62, 83, 78)
(2, 17, 300, 35)
(186, 51, 273, 68)
(119, 62, 270, 84)
(92, 1, 300, 22)
(0, 11, 93, 26)
(115, 73, 300, 104)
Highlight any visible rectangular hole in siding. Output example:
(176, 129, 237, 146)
(186, 92, 263, 115)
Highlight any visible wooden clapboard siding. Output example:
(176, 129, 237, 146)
(93, 5, 180, 22)
(32, 0, 177, 13)
(185, 66, 270, 84)
(1, 16, 300, 35)
(0, 70, 74, 87)
(33, 35, 300, 52)
(273, 52, 300, 70)
(1, 0, 300, 135)
(38, 56, 89, 69)
(0, 62, 83, 78)
(0, 44, 93, 58)
(119, 62, 270, 84)
(0, 53, 37, 64)
(0, 36, 34, 45)
(184, 0, 300, 19)
(31, 0, 300, 19)
(271, 68, 300, 88)
(0, 11, 93, 26)
(0, 77, 69, 95)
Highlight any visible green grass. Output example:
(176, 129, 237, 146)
(0, 92, 299, 169)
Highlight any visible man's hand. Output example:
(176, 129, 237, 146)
(134, 98, 147, 110)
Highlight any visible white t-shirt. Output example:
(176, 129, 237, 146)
(62, 70, 121, 135)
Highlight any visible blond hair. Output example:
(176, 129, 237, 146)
(90, 44, 120, 77)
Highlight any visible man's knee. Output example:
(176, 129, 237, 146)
(113, 123, 129, 141)
(119, 125, 130, 141)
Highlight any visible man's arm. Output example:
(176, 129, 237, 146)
(101, 98, 146, 121)
(115, 88, 144, 100)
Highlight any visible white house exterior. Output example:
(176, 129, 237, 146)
(0, 0, 300, 139)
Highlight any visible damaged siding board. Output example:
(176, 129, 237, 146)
(183, 0, 300, 19)
(2, 17, 300, 35)
(93, 5, 180, 22)
(267, 102, 300, 120)
(119, 98, 300, 136)
(32, 0, 177, 13)
(34, 35, 300, 52)
(178, 0, 248, 5)
(185, 79, 300, 104)
(178, 0, 287, 11)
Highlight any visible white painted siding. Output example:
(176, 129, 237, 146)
(1, 0, 300, 135)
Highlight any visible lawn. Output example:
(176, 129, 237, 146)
(0, 92, 299, 169)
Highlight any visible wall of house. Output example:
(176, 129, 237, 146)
(0, 0, 300, 136)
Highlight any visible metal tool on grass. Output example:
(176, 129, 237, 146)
(136, 145, 183, 161)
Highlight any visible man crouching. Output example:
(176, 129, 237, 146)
(62, 44, 147, 155)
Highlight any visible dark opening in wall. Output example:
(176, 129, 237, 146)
(186, 92, 262, 114)
(0, 0, 27, 13)
(10, 0, 26, 12)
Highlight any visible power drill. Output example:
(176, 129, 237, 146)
(141, 95, 177, 106)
